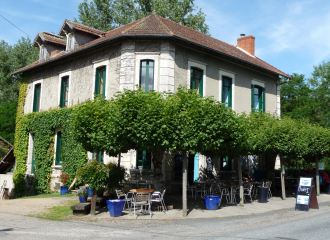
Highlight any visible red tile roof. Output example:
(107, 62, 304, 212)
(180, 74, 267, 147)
(32, 32, 66, 47)
(14, 13, 290, 78)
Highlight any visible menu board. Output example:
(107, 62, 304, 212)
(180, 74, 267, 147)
(295, 177, 313, 211)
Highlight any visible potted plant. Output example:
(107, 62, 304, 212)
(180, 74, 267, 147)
(60, 174, 69, 195)
(77, 188, 89, 203)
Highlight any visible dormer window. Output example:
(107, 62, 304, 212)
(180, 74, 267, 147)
(66, 34, 74, 51)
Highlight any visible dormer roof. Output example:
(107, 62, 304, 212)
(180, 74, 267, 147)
(32, 32, 66, 47)
(58, 19, 105, 37)
(14, 13, 291, 79)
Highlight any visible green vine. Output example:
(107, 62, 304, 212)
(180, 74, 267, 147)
(14, 79, 88, 196)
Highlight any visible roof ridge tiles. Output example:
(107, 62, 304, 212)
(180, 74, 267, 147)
(120, 14, 153, 34)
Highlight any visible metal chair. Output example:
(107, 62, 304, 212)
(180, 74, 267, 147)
(115, 189, 133, 213)
(243, 183, 253, 203)
(151, 189, 167, 213)
(187, 184, 196, 198)
(131, 192, 152, 218)
(263, 181, 273, 199)
(218, 183, 231, 204)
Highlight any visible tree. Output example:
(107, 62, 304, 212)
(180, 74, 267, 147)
(76, 0, 209, 34)
(0, 99, 17, 144)
(0, 37, 38, 105)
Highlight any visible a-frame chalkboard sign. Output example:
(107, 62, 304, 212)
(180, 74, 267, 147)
(295, 177, 319, 211)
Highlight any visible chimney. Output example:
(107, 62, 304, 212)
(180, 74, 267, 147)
(51, 50, 61, 57)
(237, 35, 255, 56)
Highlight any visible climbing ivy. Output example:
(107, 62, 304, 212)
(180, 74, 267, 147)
(13, 80, 88, 196)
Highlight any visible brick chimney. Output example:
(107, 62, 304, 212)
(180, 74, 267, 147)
(237, 35, 255, 56)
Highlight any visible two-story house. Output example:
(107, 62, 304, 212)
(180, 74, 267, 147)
(13, 13, 290, 191)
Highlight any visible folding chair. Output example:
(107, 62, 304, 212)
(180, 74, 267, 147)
(243, 183, 253, 204)
(115, 189, 133, 213)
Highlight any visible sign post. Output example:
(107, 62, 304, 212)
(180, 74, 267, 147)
(295, 177, 319, 211)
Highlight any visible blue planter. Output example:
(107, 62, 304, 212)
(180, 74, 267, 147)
(60, 186, 68, 195)
(86, 187, 93, 197)
(106, 199, 125, 217)
(204, 195, 221, 210)
(79, 196, 88, 203)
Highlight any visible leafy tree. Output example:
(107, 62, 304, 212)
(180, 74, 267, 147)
(76, 0, 209, 34)
(0, 37, 38, 105)
(0, 99, 17, 144)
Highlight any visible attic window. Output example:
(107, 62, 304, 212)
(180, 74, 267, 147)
(66, 34, 74, 51)
(39, 46, 47, 61)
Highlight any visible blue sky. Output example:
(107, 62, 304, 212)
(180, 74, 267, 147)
(1, 0, 329, 78)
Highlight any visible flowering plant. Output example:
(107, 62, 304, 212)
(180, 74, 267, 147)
(60, 174, 69, 185)
(77, 188, 89, 197)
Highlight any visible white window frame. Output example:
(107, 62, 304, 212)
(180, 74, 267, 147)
(92, 60, 110, 100)
(219, 69, 236, 110)
(135, 53, 159, 91)
(66, 34, 74, 51)
(187, 60, 206, 97)
(53, 128, 63, 166)
(39, 45, 47, 60)
(252, 79, 265, 88)
(26, 132, 35, 175)
(58, 71, 71, 108)
(31, 79, 43, 113)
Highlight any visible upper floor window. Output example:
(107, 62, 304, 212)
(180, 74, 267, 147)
(60, 76, 69, 108)
(95, 66, 106, 98)
(55, 131, 62, 165)
(191, 68, 203, 96)
(140, 60, 154, 92)
(222, 76, 232, 107)
(92, 151, 104, 163)
(251, 84, 265, 112)
(136, 150, 151, 170)
(33, 83, 41, 112)
(66, 34, 74, 51)
(39, 46, 47, 61)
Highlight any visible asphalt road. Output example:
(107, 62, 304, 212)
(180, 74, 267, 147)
(1, 202, 329, 240)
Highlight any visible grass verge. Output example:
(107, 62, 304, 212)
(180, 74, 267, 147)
(30, 200, 79, 221)
(21, 193, 76, 199)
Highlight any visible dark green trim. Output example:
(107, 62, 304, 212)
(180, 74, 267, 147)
(191, 68, 203, 96)
(136, 150, 151, 170)
(139, 60, 154, 92)
(33, 84, 41, 112)
(55, 132, 62, 165)
(60, 76, 69, 108)
(95, 66, 106, 98)
(222, 76, 232, 108)
(251, 84, 265, 112)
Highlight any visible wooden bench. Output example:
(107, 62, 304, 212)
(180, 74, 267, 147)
(71, 202, 91, 215)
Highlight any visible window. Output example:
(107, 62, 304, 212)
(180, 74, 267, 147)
(251, 84, 265, 112)
(222, 76, 232, 107)
(33, 83, 41, 112)
(140, 60, 154, 92)
(66, 34, 74, 51)
(136, 150, 151, 170)
(55, 132, 62, 165)
(95, 66, 106, 98)
(220, 156, 231, 171)
(60, 76, 69, 108)
(31, 135, 36, 174)
(40, 46, 47, 60)
(92, 151, 104, 163)
(190, 68, 203, 96)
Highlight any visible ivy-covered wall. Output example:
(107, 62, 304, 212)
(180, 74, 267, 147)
(13, 77, 88, 196)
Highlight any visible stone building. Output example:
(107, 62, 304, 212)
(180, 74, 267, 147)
(13, 13, 290, 190)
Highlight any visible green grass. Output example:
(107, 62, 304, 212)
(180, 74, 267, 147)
(20, 192, 76, 199)
(30, 200, 79, 221)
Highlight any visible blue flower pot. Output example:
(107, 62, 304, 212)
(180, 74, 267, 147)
(106, 199, 125, 217)
(79, 196, 88, 203)
(86, 187, 93, 197)
(60, 186, 68, 195)
(204, 195, 221, 210)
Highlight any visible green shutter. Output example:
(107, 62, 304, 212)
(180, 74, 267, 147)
(33, 84, 40, 112)
(199, 70, 203, 97)
(55, 132, 62, 165)
(262, 87, 266, 112)
(228, 78, 232, 108)
(221, 79, 225, 103)
(251, 84, 254, 112)
(60, 77, 69, 108)
(95, 68, 100, 95)
(98, 151, 103, 163)
(31, 135, 35, 174)
(102, 67, 106, 98)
